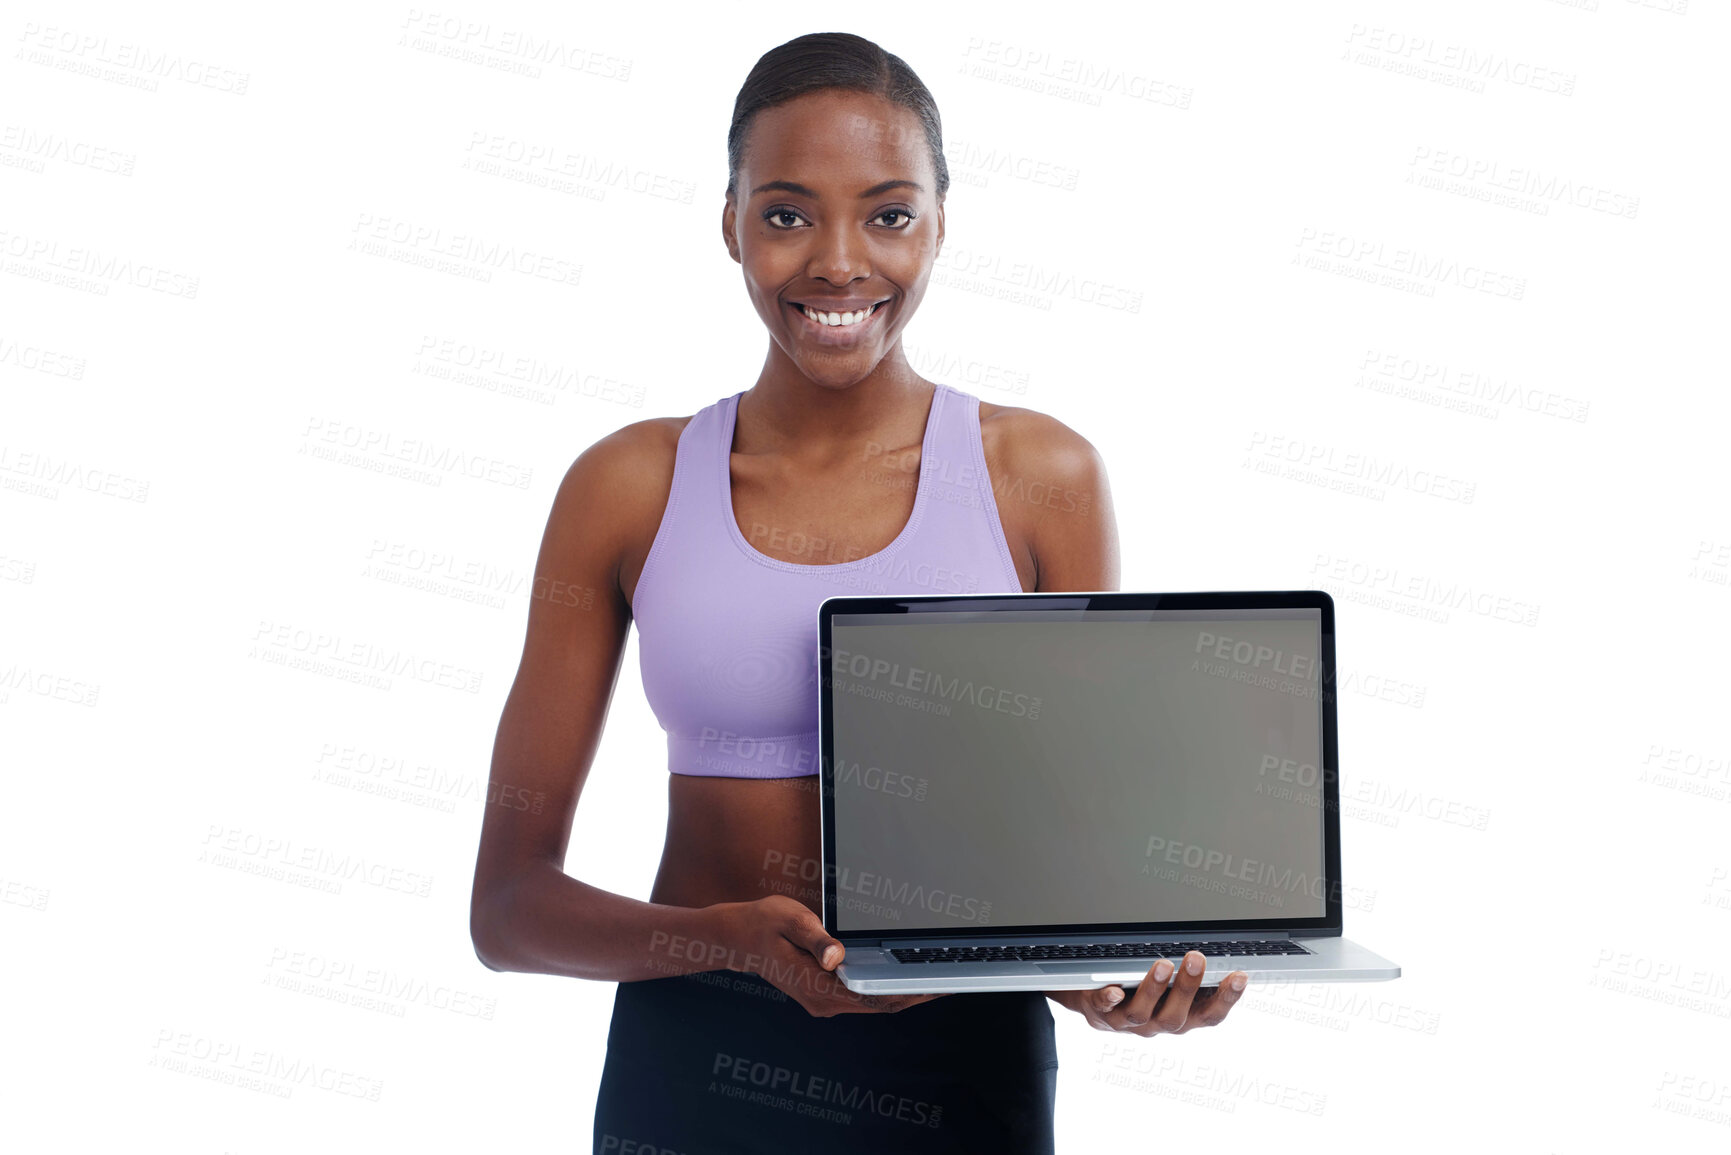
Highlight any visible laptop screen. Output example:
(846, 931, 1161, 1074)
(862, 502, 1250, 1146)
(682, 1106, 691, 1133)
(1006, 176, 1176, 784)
(824, 605, 1331, 935)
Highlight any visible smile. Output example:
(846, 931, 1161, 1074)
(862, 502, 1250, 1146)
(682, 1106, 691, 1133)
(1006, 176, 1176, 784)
(791, 300, 887, 328)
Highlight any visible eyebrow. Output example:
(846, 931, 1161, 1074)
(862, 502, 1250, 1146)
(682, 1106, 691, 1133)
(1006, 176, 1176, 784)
(749, 179, 924, 199)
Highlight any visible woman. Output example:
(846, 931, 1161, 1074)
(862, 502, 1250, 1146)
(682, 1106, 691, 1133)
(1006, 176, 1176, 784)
(469, 32, 1250, 1153)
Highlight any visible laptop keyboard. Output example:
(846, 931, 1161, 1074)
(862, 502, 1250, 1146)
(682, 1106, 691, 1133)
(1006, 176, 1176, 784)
(887, 940, 1311, 964)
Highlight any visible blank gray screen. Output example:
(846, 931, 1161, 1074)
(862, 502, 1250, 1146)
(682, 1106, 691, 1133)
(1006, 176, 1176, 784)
(827, 609, 1327, 932)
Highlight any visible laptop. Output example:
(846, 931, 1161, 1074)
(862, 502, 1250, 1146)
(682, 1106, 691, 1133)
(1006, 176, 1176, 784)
(816, 589, 1401, 995)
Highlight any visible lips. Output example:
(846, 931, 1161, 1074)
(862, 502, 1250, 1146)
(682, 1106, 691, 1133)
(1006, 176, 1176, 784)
(786, 300, 888, 346)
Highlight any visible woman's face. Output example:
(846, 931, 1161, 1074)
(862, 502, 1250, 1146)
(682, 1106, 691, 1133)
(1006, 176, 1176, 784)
(724, 89, 944, 388)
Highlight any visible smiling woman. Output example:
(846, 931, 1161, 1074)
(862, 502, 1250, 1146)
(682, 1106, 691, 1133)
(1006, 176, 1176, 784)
(722, 83, 948, 383)
(466, 30, 1149, 1155)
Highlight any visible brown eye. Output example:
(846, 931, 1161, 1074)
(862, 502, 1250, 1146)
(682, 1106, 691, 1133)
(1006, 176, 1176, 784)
(876, 209, 914, 228)
(764, 208, 805, 229)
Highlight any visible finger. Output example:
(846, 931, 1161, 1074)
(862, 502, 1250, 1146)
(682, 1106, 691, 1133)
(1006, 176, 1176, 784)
(783, 907, 844, 969)
(770, 962, 850, 1016)
(1184, 971, 1250, 1030)
(1152, 950, 1208, 1033)
(1087, 985, 1128, 1018)
(812, 967, 944, 1013)
(1111, 958, 1175, 1031)
(828, 990, 943, 1015)
(798, 968, 874, 1014)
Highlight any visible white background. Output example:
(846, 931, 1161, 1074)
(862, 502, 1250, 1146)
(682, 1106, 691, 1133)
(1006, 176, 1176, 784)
(4, 1, 1728, 1150)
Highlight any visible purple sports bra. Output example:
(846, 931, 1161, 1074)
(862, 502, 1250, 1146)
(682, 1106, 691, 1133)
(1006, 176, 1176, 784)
(631, 383, 1024, 778)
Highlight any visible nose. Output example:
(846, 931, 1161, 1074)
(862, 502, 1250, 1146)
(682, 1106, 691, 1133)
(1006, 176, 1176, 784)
(805, 219, 870, 285)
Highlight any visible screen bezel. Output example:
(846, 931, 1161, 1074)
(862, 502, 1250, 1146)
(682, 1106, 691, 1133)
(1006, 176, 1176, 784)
(816, 589, 1342, 943)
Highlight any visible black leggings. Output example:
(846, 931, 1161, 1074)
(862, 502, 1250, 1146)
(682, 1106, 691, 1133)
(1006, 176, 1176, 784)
(592, 969, 1059, 1154)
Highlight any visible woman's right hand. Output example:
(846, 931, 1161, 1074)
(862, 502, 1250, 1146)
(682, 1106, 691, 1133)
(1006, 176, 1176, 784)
(716, 894, 948, 1018)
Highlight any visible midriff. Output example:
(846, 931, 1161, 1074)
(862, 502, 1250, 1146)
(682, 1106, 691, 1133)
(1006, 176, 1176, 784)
(647, 774, 824, 916)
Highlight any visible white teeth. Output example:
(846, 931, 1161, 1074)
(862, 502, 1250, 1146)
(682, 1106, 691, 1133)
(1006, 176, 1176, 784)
(801, 302, 878, 326)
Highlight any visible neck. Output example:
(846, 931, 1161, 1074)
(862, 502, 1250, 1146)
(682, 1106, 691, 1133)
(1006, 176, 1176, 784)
(739, 351, 932, 457)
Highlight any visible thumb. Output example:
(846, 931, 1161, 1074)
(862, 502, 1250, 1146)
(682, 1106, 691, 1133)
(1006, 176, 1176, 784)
(786, 907, 844, 969)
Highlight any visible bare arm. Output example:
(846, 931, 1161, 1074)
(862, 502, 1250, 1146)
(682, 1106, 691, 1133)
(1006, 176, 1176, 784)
(468, 420, 734, 983)
(1003, 408, 1121, 595)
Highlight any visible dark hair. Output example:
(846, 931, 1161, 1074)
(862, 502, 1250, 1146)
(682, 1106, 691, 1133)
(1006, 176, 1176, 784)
(726, 32, 949, 202)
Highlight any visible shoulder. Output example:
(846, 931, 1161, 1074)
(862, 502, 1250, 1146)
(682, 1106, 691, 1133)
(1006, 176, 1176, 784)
(543, 413, 695, 573)
(973, 395, 1119, 591)
(976, 398, 1110, 505)
(570, 413, 690, 480)
(555, 414, 691, 509)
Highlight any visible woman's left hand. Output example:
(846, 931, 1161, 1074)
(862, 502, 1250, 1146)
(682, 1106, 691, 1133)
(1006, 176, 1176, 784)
(1046, 951, 1249, 1036)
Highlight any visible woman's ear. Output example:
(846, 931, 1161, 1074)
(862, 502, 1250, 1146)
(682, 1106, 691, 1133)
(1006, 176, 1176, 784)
(721, 197, 741, 264)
